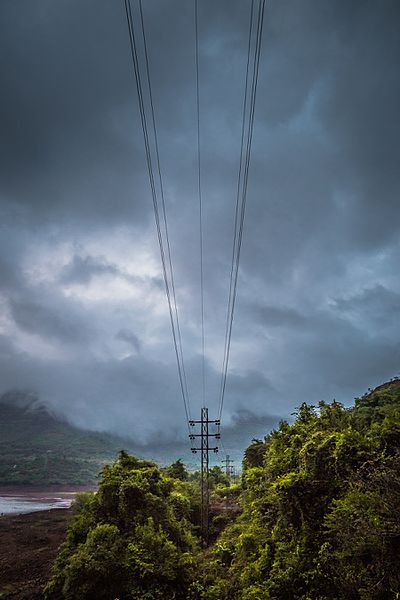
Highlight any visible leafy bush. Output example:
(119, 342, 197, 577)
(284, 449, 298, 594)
(45, 451, 198, 599)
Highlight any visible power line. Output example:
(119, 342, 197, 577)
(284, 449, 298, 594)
(124, 0, 191, 428)
(195, 0, 206, 407)
(218, 0, 255, 421)
(124, 0, 266, 431)
(137, 0, 191, 415)
(219, 0, 266, 420)
(218, 0, 266, 421)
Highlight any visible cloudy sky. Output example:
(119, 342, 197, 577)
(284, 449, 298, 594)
(0, 0, 399, 458)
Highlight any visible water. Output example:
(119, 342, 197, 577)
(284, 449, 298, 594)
(0, 492, 73, 515)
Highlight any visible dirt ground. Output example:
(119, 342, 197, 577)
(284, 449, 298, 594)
(0, 509, 71, 599)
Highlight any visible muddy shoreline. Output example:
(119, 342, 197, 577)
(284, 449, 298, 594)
(0, 508, 72, 599)
(0, 485, 96, 517)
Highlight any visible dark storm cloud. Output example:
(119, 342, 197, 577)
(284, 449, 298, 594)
(60, 255, 126, 285)
(0, 0, 399, 456)
(334, 285, 400, 323)
(0, 257, 18, 292)
(221, 409, 281, 459)
(315, 1, 400, 248)
(59, 254, 164, 290)
(116, 329, 141, 354)
(0, 0, 150, 227)
(253, 303, 307, 328)
(9, 297, 91, 343)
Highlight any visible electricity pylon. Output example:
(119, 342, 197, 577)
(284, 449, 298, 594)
(189, 408, 220, 545)
(222, 454, 234, 480)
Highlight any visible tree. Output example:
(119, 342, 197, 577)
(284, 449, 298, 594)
(165, 459, 189, 481)
(46, 451, 198, 599)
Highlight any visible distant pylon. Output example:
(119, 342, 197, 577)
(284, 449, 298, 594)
(221, 454, 234, 480)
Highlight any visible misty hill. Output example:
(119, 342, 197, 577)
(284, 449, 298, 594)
(0, 392, 128, 486)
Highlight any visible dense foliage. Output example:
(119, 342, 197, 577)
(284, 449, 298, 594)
(46, 381, 400, 599)
(45, 452, 199, 599)
(200, 380, 400, 599)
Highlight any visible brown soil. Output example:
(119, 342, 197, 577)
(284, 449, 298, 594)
(0, 509, 72, 600)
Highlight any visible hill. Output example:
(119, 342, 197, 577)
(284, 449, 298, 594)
(0, 392, 129, 486)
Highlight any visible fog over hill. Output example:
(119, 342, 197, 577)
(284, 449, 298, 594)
(0, 391, 126, 485)
(0, 391, 279, 474)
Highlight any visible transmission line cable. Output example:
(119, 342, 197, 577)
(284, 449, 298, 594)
(124, 0, 191, 428)
(218, 0, 254, 420)
(195, 0, 206, 407)
(218, 0, 266, 421)
(137, 0, 191, 415)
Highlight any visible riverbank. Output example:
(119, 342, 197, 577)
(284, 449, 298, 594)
(0, 508, 72, 599)
(0, 485, 96, 516)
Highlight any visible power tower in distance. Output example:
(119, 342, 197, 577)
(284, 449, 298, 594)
(222, 454, 234, 481)
(189, 408, 220, 545)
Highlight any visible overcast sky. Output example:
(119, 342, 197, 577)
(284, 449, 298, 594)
(0, 0, 399, 458)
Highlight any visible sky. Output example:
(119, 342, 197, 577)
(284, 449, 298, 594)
(0, 0, 399, 459)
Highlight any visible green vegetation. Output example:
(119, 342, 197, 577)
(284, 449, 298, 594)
(0, 394, 125, 485)
(200, 380, 400, 599)
(47, 380, 400, 598)
(45, 451, 199, 599)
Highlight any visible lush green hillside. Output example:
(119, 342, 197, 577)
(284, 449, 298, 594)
(46, 380, 400, 599)
(0, 393, 127, 485)
(201, 379, 400, 599)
